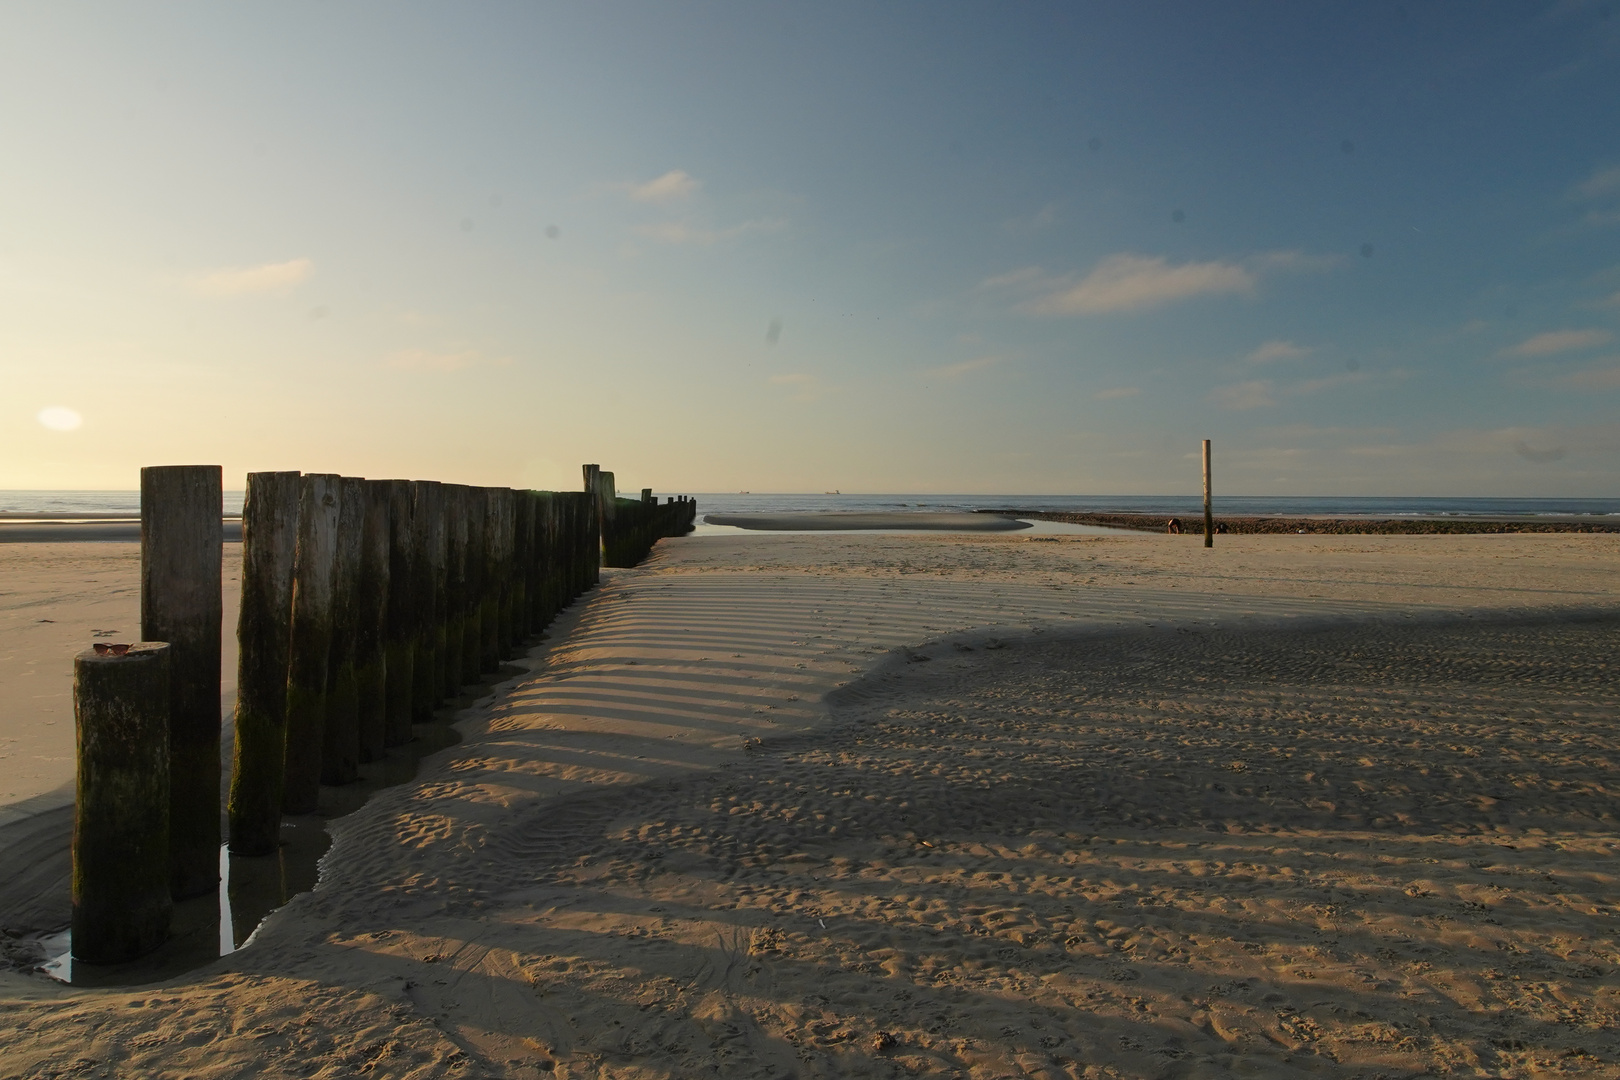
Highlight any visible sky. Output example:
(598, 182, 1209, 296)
(4, 2, 1620, 497)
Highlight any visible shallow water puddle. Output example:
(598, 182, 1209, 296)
(33, 698, 475, 987)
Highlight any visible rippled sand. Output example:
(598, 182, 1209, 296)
(3, 532, 1619, 1079)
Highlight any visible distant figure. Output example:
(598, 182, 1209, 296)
(1166, 517, 1183, 534)
(1215, 522, 1229, 534)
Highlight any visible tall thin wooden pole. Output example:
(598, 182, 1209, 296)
(282, 474, 341, 815)
(228, 471, 301, 855)
(1202, 439, 1214, 549)
(139, 464, 222, 899)
(73, 641, 172, 962)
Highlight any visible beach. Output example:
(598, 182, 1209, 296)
(3, 529, 1619, 1078)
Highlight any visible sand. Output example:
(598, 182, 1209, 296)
(703, 512, 1031, 532)
(2, 531, 1619, 1078)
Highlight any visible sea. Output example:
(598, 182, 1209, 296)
(4, 490, 1618, 520)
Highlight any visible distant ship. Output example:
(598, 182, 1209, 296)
(825, 489, 840, 494)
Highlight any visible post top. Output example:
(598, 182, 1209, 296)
(75, 641, 170, 664)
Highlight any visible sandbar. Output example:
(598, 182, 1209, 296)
(705, 511, 1030, 531)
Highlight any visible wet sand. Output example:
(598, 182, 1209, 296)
(2, 531, 1619, 1078)
(704, 512, 1031, 531)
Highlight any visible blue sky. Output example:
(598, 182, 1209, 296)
(4, 2, 1619, 494)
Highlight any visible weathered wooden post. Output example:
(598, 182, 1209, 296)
(139, 464, 222, 900)
(494, 488, 516, 659)
(534, 492, 555, 627)
(441, 484, 467, 696)
(462, 488, 486, 684)
(480, 489, 502, 672)
(228, 471, 301, 855)
(383, 480, 415, 748)
(355, 479, 391, 763)
(1202, 439, 1214, 549)
(281, 474, 341, 815)
(515, 490, 534, 642)
(320, 477, 365, 785)
(431, 484, 451, 699)
(409, 481, 442, 722)
(73, 641, 172, 962)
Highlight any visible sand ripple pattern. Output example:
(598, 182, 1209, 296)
(306, 614, 1618, 1078)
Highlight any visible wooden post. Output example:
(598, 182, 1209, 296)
(512, 489, 532, 644)
(494, 489, 516, 659)
(411, 481, 442, 722)
(383, 480, 415, 748)
(73, 642, 171, 962)
(228, 471, 301, 856)
(139, 464, 222, 900)
(480, 488, 502, 672)
(320, 477, 365, 785)
(462, 488, 486, 684)
(354, 479, 391, 763)
(1202, 439, 1214, 548)
(281, 474, 341, 815)
(430, 483, 450, 701)
(441, 484, 466, 696)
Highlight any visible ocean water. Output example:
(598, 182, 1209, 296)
(0, 490, 247, 516)
(689, 493, 1620, 519)
(3, 490, 1617, 520)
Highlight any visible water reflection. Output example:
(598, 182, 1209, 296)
(40, 713, 465, 987)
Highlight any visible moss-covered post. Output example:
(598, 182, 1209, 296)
(462, 488, 486, 685)
(139, 464, 222, 900)
(281, 474, 340, 815)
(411, 480, 442, 722)
(320, 476, 365, 785)
(73, 641, 172, 963)
(383, 479, 415, 748)
(441, 484, 467, 696)
(228, 471, 301, 856)
(355, 479, 391, 763)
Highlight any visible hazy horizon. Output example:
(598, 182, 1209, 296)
(5, 3, 1619, 496)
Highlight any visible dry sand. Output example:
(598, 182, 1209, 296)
(2, 531, 1619, 1078)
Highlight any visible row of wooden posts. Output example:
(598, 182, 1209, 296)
(71, 464, 695, 963)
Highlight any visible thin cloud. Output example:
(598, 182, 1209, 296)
(1505, 328, 1613, 356)
(1210, 380, 1277, 410)
(1095, 386, 1140, 400)
(1026, 254, 1255, 314)
(635, 218, 785, 246)
(928, 355, 1004, 380)
(192, 258, 313, 296)
(626, 169, 700, 204)
(1246, 340, 1312, 365)
(987, 248, 1335, 317)
(769, 372, 827, 402)
(1514, 441, 1568, 463)
(1556, 363, 1620, 389)
(1575, 164, 1620, 200)
(384, 348, 508, 373)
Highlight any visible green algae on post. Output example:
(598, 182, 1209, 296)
(227, 471, 301, 856)
(73, 642, 172, 963)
